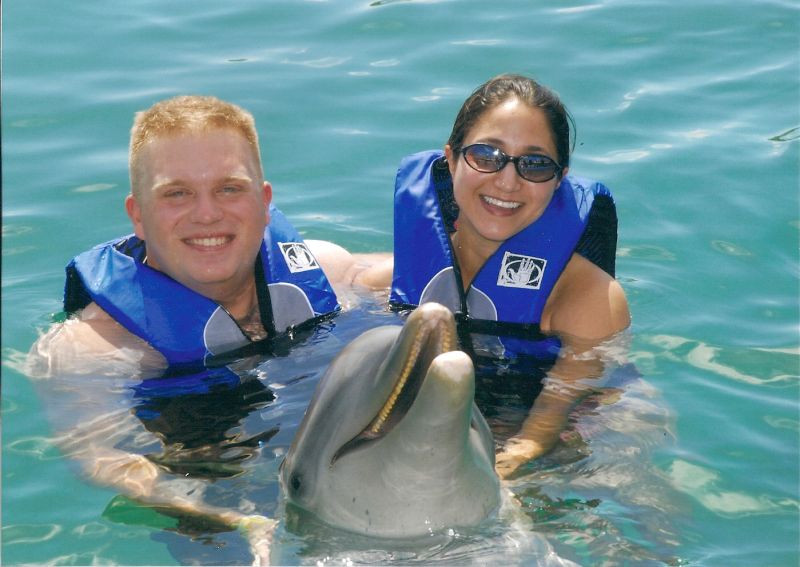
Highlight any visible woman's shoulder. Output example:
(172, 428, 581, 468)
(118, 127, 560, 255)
(541, 253, 630, 340)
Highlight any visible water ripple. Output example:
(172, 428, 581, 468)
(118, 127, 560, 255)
(2, 523, 62, 545)
(769, 126, 800, 142)
(2, 224, 33, 238)
(450, 39, 504, 46)
(617, 245, 677, 261)
(553, 4, 603, 14)
(584, 149, 650, 164)
(6, 436, 61, 460)
(73, 183, 117, 194)
(281, 56, 350, 68)
(72, 521, 110, 538)
(641, 334, 799, 386)
(369, 59, 400, 67)
(370, 0, 445, 6)
(764, 415, 800, 432)
(710, 240, 753, 257)
(667, 459, 799, 518)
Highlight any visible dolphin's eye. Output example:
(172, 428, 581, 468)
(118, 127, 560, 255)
(290, 473, 302, 495)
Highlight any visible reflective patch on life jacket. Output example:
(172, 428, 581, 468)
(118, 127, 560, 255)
(203, 306, 249, 356)
(496, 252, 547, 290)
(278, 242, 320, 273)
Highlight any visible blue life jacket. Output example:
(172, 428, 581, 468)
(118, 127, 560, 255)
(390, 150, 617, 359)
(64, 205, 340, 366)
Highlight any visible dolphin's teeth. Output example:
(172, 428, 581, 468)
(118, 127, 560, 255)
(368, 316, 458, 436)
(334, 309, 462, 466)
(441, 327, 452, 353)
(370, 334, 422, 434)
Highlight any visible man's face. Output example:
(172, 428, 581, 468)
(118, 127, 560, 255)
(126, 128, 271, 305)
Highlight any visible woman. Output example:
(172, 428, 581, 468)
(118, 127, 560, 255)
(355, 74, 630, 478)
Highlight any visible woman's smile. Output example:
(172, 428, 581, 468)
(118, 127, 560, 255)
(481, 194, 522, 212)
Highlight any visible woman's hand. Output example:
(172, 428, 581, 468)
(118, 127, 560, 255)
(495, 437, 546, 479)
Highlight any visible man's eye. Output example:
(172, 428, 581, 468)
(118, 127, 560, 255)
(164, 189, 188, 198)
(221, 185, 243, 194)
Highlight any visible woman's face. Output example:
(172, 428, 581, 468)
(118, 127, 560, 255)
(445, 98, 567, 249)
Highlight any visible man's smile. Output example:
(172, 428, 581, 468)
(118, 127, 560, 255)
(183, 235, 234, 249)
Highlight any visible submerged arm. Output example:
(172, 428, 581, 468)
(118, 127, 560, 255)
(27, 314, 274, 564)
(495, 254, 630, 479)
(53, 408, 276, 564)
(494, 340, 607, 478)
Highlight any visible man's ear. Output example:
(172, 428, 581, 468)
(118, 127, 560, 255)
(125, 194, 145, 240)
(262, 181, 273, 223)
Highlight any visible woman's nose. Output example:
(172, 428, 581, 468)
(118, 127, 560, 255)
(494, 160, 521, 192)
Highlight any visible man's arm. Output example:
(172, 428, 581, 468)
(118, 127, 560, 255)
(305, 239, 393, 295)
(28, 309, 274, 563)
(351, 254, 393, 290)
(39, 391, 275, 564)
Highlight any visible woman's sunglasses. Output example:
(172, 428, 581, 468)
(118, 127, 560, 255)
(460, 143, 563, 183)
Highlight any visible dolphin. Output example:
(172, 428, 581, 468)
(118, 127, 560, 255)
(279, 302, 501, 537)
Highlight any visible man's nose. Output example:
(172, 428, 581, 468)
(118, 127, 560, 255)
(190, 192, 224, 223)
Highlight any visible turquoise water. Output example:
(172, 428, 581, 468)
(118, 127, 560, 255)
(3, 0, 799, 565)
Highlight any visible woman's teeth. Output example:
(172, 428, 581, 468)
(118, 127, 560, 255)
(482, 195, 520, 209)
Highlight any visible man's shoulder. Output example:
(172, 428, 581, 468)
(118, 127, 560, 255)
(27, 302, 167, 378)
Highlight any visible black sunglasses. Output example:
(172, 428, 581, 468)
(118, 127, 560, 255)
(460, 143, 563, 183)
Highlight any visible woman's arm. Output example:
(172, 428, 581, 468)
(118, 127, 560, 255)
(494, 336, 608, 478)
(495, 253, 630, 479)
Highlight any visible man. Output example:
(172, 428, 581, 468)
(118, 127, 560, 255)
(23, 96, 372, 562)
(29, 95, 360, 377)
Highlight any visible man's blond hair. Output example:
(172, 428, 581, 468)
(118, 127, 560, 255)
(129, 95, 263, 195)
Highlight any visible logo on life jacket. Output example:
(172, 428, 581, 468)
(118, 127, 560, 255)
(278, 242, 320, 273)
(497, 252, 547, 290)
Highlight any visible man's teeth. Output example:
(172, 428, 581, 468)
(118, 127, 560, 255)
(187, 236, 228, 247)
(483, 195, 520, 209)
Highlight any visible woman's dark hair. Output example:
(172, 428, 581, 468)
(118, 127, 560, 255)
(447, 74, 574, 170)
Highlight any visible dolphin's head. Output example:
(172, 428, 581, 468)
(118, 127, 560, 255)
(280, 302, 500, 537)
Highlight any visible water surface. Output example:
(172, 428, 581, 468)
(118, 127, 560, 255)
(3, 1, 798, 565)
